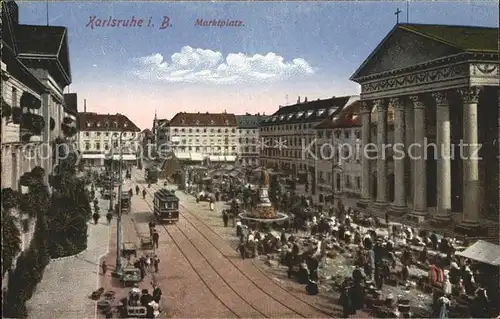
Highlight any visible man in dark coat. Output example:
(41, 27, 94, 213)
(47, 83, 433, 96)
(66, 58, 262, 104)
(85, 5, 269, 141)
(152, 285, 162, 303)
(152, 230, 160, 249)
(222, 210, 229, 227)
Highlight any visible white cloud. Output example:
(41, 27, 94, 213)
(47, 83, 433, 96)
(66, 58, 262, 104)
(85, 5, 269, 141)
(130, 46, 315, 84)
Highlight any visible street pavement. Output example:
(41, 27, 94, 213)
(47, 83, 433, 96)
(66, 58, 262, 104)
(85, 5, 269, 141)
(26, 187, 111, 319)
(97, 170, 333, 318)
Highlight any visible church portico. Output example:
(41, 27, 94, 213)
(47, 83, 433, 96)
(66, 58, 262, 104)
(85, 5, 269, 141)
(350, 23, 499, 233)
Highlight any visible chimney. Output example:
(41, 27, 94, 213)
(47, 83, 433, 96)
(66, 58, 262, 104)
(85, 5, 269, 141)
(297, 96, 301, 104)
(84, 99, 87, 113)
(304, 97, 308, 102)
(6, 1, 19, 26)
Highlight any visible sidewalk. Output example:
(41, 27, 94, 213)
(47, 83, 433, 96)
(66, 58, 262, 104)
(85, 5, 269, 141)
(26, 188, 111, 319)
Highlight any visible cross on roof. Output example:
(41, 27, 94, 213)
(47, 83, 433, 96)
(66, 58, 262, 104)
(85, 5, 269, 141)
(395, 8, 402, 24)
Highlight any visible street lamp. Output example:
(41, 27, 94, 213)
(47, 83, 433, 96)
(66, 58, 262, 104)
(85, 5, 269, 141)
(112, 130, 137, 277)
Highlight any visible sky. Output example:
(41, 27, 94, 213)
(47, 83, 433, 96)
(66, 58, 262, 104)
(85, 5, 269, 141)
(17, 1, 499, 130)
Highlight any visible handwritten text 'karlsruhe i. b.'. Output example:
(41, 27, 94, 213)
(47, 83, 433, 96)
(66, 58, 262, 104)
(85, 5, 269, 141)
(86, 16, 245, 29)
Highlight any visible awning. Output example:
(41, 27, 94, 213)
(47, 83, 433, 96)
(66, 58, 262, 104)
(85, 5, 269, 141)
(456, 240, 500, 266)
(176, 153, 190, 160)
(190, 153, 203, 161)
(104, 154, 137, 160)
(225, 156, 236, 162)
(82, 154, 104, 159)
(209, 155, 224, 161)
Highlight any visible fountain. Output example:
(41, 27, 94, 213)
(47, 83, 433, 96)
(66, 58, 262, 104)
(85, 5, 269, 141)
(238, 169, 288, 228)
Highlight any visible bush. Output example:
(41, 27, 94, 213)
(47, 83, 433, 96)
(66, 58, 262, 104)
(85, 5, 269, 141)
(1, 210, 22, 277)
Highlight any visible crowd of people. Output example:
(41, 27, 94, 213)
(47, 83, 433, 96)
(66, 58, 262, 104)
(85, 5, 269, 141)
(187, 167, 499, 319)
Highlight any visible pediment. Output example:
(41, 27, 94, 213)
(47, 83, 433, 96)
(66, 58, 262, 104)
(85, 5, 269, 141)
(352, 27, 462, 81)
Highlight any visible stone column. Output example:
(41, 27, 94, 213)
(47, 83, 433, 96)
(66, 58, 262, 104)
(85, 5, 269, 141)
(405, 99, 415, 206)
(409, 95, 428, 216)
(360, 101, 372, 202)
(432, 92, 452, 222)
(375, 99, 388, 205)
(459, 86, 482, 228)
(390, 97, 407, 211)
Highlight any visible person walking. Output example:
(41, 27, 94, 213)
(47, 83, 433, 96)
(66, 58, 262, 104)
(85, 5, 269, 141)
(93, 211, 100, 225)
(106, 212, 113, 225)
(149, 220, 156, 236)
(153, 256, 160, 273)
(101, 261, 108, 276)
(143, 189, 147, 199)
(152, 230, 160, 249)
(136, 185, 140, 195)
(222, 210, 229, 227)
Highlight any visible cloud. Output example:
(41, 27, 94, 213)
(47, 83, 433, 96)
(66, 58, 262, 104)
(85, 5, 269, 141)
(130, 46, 315, 84)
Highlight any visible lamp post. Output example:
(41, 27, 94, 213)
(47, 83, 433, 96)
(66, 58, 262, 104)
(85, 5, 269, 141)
(112, 130, 136, 277)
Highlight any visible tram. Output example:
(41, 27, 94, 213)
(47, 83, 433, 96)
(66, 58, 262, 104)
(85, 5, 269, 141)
(145, 167, 159, 184)
(153, 189, 179, 223)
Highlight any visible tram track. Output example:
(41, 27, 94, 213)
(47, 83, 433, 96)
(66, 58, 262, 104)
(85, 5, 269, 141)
(135, 183, 275, 318)
(136, 176, 331, 318)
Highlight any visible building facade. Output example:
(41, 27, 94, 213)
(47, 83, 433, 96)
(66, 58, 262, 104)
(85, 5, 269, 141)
(1, 0, 74, 190)
(236, 114, 268, 166)
(314, 101, 396, 205)
(259, 95, 359, 196)
(350, 23, 499, 232)
(165, 112, 238, 164)
(77, 113, 141, 169)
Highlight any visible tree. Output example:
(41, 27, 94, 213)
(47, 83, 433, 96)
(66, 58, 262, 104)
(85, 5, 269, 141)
(47, 146, 91, 258)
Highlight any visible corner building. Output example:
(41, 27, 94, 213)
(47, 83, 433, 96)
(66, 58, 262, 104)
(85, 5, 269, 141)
(260, 96, 359, 197)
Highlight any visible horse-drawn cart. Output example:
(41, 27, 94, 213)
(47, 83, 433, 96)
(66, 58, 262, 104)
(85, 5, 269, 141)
(121, 266, 141, 287)
(140, 234, 153, 249)
(122, 242, 137, 257)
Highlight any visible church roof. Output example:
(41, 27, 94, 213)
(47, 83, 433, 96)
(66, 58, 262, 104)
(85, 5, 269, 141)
(351, 23, 498, 81)
(399, 23, 498, 53)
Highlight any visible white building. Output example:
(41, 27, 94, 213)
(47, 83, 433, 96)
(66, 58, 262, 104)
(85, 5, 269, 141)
(260, 95, 359, 197)
(236, 114, 268, 166)
(77, 112, 141, 169)
(164, 112, 238, 164)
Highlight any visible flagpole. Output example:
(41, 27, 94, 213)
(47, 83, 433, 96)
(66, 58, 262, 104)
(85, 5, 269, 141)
(46, 0, 49, 26)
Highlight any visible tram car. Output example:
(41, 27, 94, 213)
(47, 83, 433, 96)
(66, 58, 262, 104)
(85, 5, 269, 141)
(145, 167, 160, 184)
(153, 189, 179, 223)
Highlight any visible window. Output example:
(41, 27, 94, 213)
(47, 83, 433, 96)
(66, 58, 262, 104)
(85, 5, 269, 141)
(225, 119, 229, 125)
(124, 122, 128, 128)
(11, 87, 17, 108)
(189, 129, 192, 133)
(104, 144, 109, 150)
(181, 119, 185, 124)
(86, 121, 91, 128)
(113, 121, 118, 128)
(210, 120, 215, 125)
(85, 142, 90, 150)
(346, 175, 351, 188)
(356, 176, 361, 189)
(85, 132, 90, 137)
(96, 132, 101, 136)
(96, 122, 101, 127)
(196, 120, 200, 125)
(231, 129, 236, 133)
(95, 142, 101, 150)
(344, 130, 350, 139)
